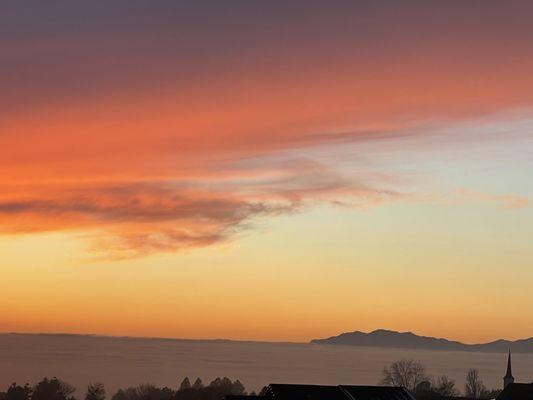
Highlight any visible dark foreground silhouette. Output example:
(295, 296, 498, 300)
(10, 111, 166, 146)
(0, 377, 247, 400)
(0, 358, 507, 400)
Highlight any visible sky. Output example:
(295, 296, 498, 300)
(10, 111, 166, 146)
(1, 1, 533, 343)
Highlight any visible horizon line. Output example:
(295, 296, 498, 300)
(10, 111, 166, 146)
(2, 328, 532, 347)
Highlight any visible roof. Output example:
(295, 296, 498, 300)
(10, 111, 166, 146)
(267, 384, 348, 400)
(497, 383, 533, 400)
(341, 385, 416, 400)
(416, 395, 487, 400)
(264, 384, 415, 400)
(225, 396, 268, 400)
(225, 397, 268, 400)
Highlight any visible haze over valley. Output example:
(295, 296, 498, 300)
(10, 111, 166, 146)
(1, 332, 532, 395)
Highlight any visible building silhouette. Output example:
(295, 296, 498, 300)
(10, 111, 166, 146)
(496, 349, 533, 400)
(503, 350, 514, 389)
(227, 384, 415, 400)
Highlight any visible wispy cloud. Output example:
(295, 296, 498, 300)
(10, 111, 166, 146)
(0, 158, 404, 258)
(457, 188, 529, 209)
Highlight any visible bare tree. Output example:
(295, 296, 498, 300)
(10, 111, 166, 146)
(380, 359, 429, 391)
(231, 380, 245, 395)
(432, 376, 459, 397)
(86, 383, 106, 400)
(465, 369, 488, 398)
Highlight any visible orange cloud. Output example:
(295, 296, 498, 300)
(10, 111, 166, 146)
(0, 158, 402, 258)
(2, 2, 533, 257)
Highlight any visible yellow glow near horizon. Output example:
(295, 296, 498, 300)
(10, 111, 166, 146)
(2, 200, 532, 343)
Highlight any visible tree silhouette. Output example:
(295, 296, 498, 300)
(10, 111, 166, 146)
(231, 381, 245, 396)
(380, 359, 429, 391)
(1, 375, 250, 400)
(432, 376, 459, 397)
(86, 384, 106, 400)
(4, 384, 32, 400)
(32, 378, 75, 400)
(179, 380, 191, 392)
(465, 369, 488, 399)
(173, 377, 246, 400)
(192, 380, 203, 391)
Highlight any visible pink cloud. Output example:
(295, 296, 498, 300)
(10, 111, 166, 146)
(457, 188, 529, 209)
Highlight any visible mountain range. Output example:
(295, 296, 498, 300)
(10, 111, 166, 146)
(311, 329, 533, 353)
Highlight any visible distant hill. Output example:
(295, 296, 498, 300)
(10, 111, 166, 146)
(311, 329, 533, 353)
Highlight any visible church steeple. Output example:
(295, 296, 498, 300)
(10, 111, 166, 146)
(503, 349, 514, 389)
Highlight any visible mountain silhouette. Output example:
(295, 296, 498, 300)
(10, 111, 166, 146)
(311, 329, 533, 353)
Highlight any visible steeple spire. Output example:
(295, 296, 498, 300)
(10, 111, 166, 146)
(503, 349, 515, 389)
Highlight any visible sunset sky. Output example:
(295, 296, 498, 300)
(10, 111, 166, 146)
(1, 1, 533, 343)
